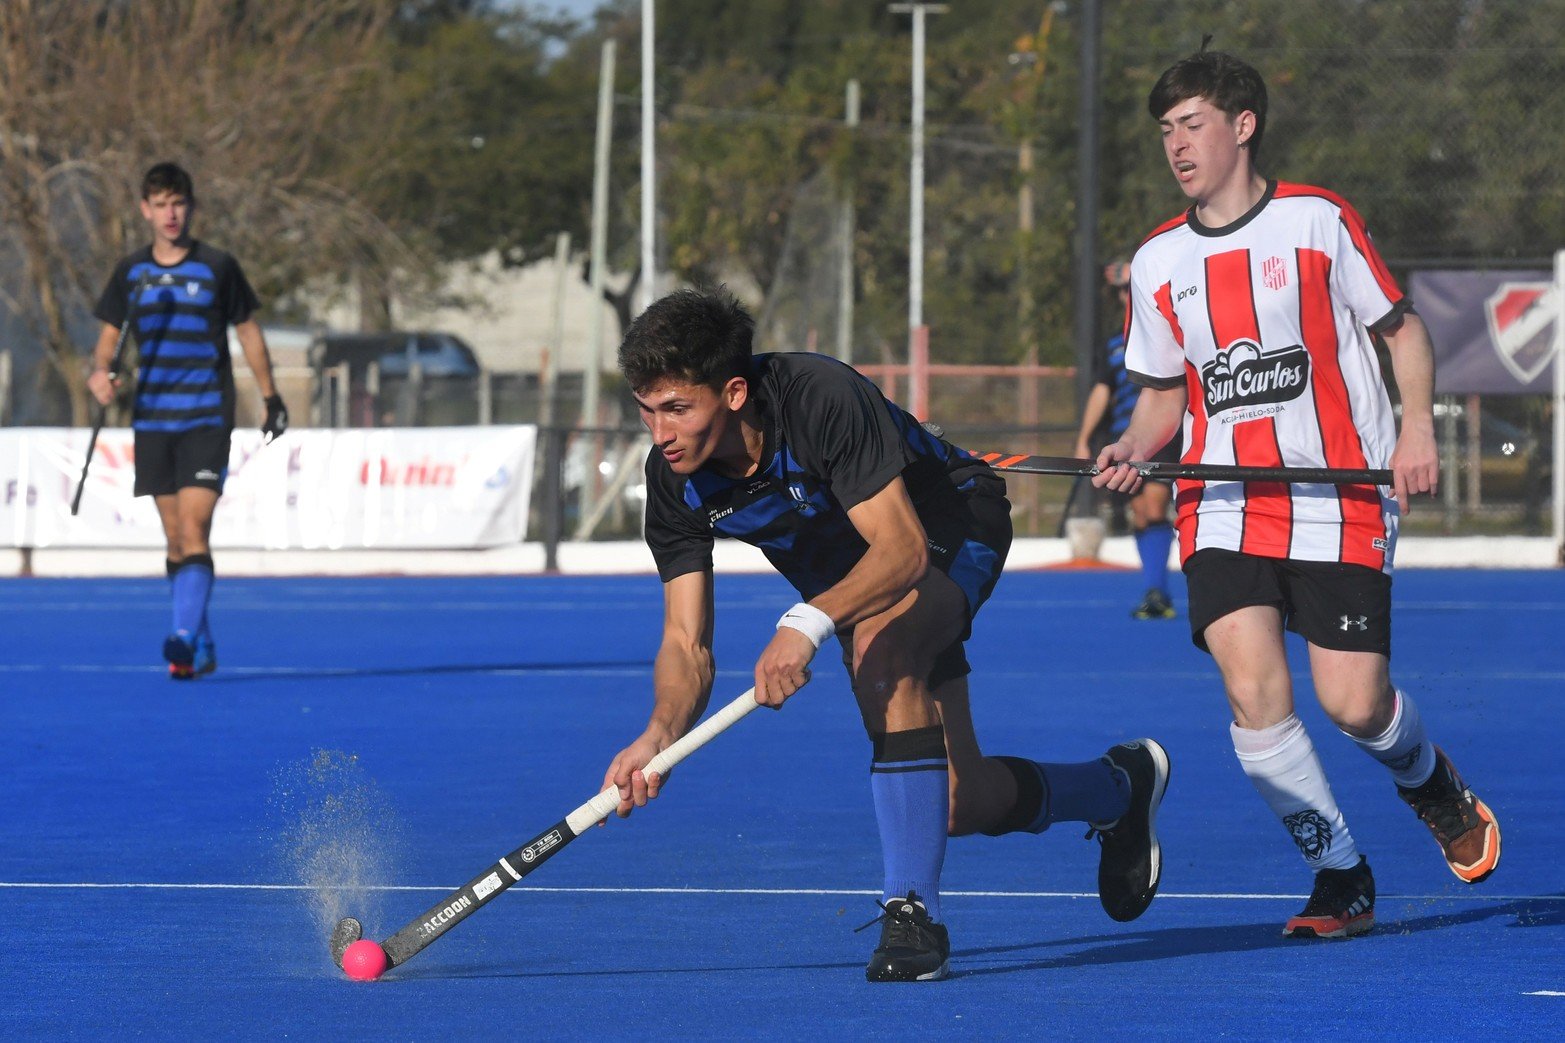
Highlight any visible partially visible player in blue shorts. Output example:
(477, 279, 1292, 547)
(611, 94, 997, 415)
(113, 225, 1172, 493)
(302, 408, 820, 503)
(87, 162, 288, 679)
(600, 287, 1170, 982)
(1074, 260, 1179, 619)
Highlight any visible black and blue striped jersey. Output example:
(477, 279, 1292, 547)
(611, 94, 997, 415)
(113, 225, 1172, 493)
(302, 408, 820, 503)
(643, 352, 1003, 601)
(1091, 331, 1137, 440)
(93, 242, 259, 433)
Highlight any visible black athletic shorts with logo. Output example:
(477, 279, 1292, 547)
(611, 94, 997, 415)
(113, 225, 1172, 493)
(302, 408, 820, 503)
(1183, 547, 1391, 656)
(133, 427, 231, 497)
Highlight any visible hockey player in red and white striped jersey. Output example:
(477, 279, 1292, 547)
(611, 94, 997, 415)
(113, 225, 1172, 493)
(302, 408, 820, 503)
(1091, 47, 1500, 939)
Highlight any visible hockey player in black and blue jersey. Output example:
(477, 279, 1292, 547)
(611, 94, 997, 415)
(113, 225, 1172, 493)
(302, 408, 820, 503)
(599, 287, 1171, 982)
(87, 162, 287, 679)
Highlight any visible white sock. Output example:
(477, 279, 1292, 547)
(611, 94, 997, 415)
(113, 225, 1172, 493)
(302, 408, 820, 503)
(1343, 689, 1436, 789)
(1231, 715, 1361, 872)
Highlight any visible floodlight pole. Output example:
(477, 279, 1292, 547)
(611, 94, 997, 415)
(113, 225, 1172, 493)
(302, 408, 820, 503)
(585, 39, 615, 430)
(891, 2, 946, 420)
(1072, 0, 1102, 415)
(640, 0, 657, 314)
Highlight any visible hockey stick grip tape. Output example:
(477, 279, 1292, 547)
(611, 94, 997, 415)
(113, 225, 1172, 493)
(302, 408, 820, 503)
(565, 688, 761, 834)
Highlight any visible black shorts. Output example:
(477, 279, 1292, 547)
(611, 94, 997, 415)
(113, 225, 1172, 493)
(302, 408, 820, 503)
(133, 426, 231, 497)
(1184, 548, 1391, 656)
(837, 479, 1013, 689)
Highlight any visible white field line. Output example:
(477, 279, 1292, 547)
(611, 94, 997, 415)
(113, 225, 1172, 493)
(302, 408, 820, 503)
(1, 881, 1562, 903)
(9, 663, 1565, 684)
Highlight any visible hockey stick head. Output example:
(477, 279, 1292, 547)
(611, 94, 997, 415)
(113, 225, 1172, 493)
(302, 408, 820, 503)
(329, 916, 363, 969)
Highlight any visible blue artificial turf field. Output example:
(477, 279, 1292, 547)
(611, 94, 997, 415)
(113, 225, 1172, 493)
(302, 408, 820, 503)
(3, 568, 1561, 1038)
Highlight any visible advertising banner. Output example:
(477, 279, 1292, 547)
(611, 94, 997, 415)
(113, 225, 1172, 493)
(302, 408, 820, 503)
(1411, 270, 1558, 394)
(0, 426, 536, 549)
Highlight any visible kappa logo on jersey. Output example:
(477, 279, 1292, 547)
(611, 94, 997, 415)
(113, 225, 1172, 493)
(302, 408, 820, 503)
(1261, 256, 1289, 290)
(1339, 614, 1369, 632)
(1484, 281, 1558, 384)
(1200, 339, 1310, 417)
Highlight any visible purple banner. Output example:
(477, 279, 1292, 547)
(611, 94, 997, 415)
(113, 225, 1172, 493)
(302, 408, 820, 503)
(1410, 270, 1558, 395)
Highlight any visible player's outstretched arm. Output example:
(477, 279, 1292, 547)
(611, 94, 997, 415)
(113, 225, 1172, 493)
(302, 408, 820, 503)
(603, 569, 715, 819)
(1094, 385, 1187, 493)
(1381, 312, 1439, 512)
(234, 319, 288, 442)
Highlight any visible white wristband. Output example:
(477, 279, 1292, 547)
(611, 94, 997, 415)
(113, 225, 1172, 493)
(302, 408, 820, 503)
(777, 602, 835, 650)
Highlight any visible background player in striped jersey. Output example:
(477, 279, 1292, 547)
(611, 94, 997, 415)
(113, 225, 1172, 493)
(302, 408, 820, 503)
(1073, 258, 1179, 620)
(1090, 49, 1499, 938)
(87, 162, 287, 679)
(603, 287, 1170, 981)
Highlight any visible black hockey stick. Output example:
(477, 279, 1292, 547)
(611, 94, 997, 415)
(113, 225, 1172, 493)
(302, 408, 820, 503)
(969, 450, 1391, 486)
(71, 272, 151, 516)
(331, 687, 762, 976)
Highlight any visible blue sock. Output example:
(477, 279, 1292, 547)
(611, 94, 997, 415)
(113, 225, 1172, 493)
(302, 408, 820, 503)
(992, 757, 1130, 833)
(871, 726, 949, 922)
(171, 555, 214, 638)
(1136, 522, 1174, 595)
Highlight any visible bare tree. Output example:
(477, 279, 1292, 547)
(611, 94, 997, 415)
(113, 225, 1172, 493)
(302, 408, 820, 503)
(0, 0, 425, 424)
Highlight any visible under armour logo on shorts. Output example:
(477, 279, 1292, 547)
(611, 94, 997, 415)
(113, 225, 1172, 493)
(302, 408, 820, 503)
(1339, 615, 1369, 632)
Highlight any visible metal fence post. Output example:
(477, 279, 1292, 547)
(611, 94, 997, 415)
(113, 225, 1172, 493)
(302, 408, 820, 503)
(541, 426, 565, 572)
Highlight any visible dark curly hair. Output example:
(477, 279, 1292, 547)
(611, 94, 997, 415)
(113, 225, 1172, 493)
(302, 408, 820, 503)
(618, 287, 755, 393)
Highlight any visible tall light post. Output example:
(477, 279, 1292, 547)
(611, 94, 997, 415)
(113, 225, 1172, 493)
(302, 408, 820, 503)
(640, 0, 657, 314)
(890, 2, 946, 420)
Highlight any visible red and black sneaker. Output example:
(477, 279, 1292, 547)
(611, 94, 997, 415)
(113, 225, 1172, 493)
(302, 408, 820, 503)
(163, 632, 196, 680)
(1398, 746, 1500, 884)
(1284, 856, 1375, 939)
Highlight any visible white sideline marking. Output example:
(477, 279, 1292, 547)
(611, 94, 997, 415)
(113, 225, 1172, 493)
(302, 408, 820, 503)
(1524, 991, 1565, 997)
(1, 881, 1561, 903)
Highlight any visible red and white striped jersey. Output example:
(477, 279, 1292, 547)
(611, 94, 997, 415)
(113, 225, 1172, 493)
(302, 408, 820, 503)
(1125, 180, 1407, 572)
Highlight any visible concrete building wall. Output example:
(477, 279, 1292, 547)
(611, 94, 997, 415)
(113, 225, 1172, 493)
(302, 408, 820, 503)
(316, 251, 625, 376)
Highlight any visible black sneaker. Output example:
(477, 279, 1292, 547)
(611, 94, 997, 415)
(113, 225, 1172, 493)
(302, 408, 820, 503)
(1087, 739, 1171, 922)
(1131, 589, 1177, 620)
(1284, 856, 1375, 938)
(859, 892, 950, 982)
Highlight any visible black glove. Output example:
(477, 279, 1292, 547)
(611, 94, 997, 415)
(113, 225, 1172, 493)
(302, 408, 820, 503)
(262, 394, 288, 444)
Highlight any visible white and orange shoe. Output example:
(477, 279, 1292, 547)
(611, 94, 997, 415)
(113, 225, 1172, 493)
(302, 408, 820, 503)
(1398, 746, 1500, 884)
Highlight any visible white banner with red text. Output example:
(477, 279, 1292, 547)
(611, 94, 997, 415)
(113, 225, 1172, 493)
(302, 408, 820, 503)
(0, 426, 536, 549)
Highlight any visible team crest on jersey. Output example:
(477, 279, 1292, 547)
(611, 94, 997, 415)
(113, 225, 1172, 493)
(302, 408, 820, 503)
(787, 482, 819, 517)
(1261, 256, 1289, 290)
(186, 281, 202, 297)
(1201, 339, 1310, 417)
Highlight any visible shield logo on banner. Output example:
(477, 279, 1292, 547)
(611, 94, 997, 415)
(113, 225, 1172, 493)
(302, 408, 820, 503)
(1484, 282, 1558, 385)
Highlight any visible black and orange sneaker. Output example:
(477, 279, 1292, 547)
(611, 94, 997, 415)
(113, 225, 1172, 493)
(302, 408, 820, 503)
(860, 892, 950, 982)
(1398, 746, 1500, 884)
(164, 632, 196, 680)
(1284, 856, 1375, 939)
